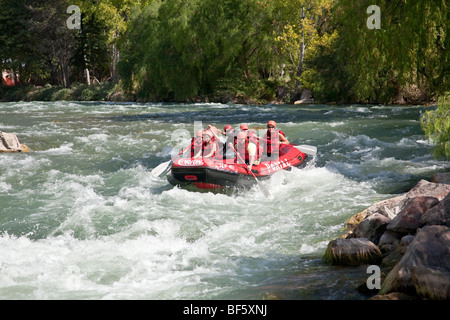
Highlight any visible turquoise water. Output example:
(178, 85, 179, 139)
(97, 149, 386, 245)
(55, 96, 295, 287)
(0, 101, 447, 299)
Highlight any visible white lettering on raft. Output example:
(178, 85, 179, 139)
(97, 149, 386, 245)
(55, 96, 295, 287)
(264, 158, 291, 172)
(178, 159, 204, 166)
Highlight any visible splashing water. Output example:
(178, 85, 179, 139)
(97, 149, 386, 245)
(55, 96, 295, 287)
(0, 102, 447, 299)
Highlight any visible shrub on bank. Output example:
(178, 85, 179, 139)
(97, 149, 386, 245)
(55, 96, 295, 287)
(0, 82, 128, 102)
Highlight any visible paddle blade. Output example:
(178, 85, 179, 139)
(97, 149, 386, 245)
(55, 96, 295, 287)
(295, 145, 317, 156)
(255, 177, 271, 198)
(151, 160, 171, 177)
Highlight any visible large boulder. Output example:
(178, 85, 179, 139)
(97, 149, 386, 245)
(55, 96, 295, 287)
(379, 225, 450, 299)
(0, 131, 29, 153)
(420, 193, 450, 227)
(353, 213, 391, 245)
(343, 180, 450, 239)
(323, 238, 382, 266)
(431, 172, 450, 185)
(406, 179, 450, 201)
(386, 196, 440, 234)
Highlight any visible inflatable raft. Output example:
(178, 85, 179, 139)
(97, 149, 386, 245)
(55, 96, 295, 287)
(167, 143, 314, 190)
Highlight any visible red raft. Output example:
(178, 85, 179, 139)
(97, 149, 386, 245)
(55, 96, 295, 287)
(167, 143, 312, 190)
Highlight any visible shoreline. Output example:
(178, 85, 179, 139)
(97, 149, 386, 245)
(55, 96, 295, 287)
(0, 84, 439, 106)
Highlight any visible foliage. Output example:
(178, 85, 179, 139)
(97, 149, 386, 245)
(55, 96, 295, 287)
(317, 0, 450, 104)
(421, 93, 450, 160)
(118, 0, 280, 101)
(271, 0, 335, 94)
(1, 0, 448, 104)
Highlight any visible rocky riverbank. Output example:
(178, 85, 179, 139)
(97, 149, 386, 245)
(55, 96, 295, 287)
(323, 173, 450, 300)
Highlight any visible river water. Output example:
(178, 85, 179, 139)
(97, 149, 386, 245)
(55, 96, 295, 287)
(0, 101, 448, 300)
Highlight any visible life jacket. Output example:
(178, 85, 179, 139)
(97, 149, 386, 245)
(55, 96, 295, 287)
(190, 137, 203, 158)
(263, 129, 283, 159)
(202, 140, 219, 158)
(236, 132, 260, 163)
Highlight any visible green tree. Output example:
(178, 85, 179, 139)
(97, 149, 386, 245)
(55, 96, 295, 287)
(27, 0, 77, 87)
(0, 0, 53, 84)
(421, 93, 450, 160)
(118, 0, 278, 101)
(323, 0, 449, 103)
(271, 0, 335, 96)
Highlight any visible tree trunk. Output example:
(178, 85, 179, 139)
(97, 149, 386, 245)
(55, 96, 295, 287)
(294, 6, 306, 94)
(85, 65, 91, 86)
(110, 39, 120, 83)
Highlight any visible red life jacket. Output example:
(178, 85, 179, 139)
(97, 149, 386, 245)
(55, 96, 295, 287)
(190, 137, 203, 158)
(263, 129, 283, 158)
(236, 133, 260, 163)
(202, 140, 219, 158)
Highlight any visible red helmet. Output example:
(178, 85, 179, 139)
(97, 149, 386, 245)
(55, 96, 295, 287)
(267, 120, 276, 128)
(224, 125, 232, 131)
(203, 129, 214, 138)
(240, 123, 249, 130)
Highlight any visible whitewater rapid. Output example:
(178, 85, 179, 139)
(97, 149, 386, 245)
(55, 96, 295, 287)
(0, 101, 447, 299)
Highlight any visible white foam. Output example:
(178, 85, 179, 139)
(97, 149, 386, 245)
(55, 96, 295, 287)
(41, 143, 74, 154)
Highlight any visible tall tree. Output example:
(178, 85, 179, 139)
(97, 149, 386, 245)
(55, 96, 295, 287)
(327, 0, 449, 103)
(271, 0, 335, 96)
(118, 0, 278, 101)
(421, 93, 450, 160)
(0, 0, 44, 84)
(27, 0, 77, 87)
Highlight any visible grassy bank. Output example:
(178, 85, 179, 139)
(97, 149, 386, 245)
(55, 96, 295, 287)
(0, 81, 438, 106)
(0, 82, 134, 103)
(0, 79, 289, 105)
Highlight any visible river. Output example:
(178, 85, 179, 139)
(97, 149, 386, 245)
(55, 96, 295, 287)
(0, 101, 447, 300)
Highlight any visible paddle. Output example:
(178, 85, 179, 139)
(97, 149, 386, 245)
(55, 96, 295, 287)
(151, 145, 191, 178)
(294, 145, 317, 157)
(230, 145, 271, 198)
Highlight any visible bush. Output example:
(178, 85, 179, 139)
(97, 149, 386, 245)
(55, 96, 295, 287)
(421, 93, 450, 160)
(80, 88, 95, 101)
(51, 88, 72, 100)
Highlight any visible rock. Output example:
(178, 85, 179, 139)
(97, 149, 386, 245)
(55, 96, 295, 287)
(379, 225, 450, 298)
(0, 131, 29, 153)
(386, 196, 440, 234)
(431, 172, 450, 185)
(379, 230, 403, 252)
(325, 178, 450, 299)
(399, 235, 415, 254)
(400, 234, 416, 246)
(344, 209, 367, 233)
(353, 213, 391, 245)
(294, 98, 314, 104)
(406, 179, 450, 201)
(343, 195, 404, 237)
(381, 248, 403, 269)
(323, 238, 382, 266)
(411, 266, 450, 300)
(420, 193, 450, 227)
(370, 292, 417, 300)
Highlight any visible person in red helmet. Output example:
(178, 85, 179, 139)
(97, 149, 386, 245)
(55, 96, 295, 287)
(240, 123, 249, 131)
(221, 125, 236, 161)
(262, 120, 289, 161)
(177, 129, 203, 158)
(205, 124, 223, 159)
(190, 129, 204, 158)
(200, 129, 219, 158)
(231, 129, 260, 171)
